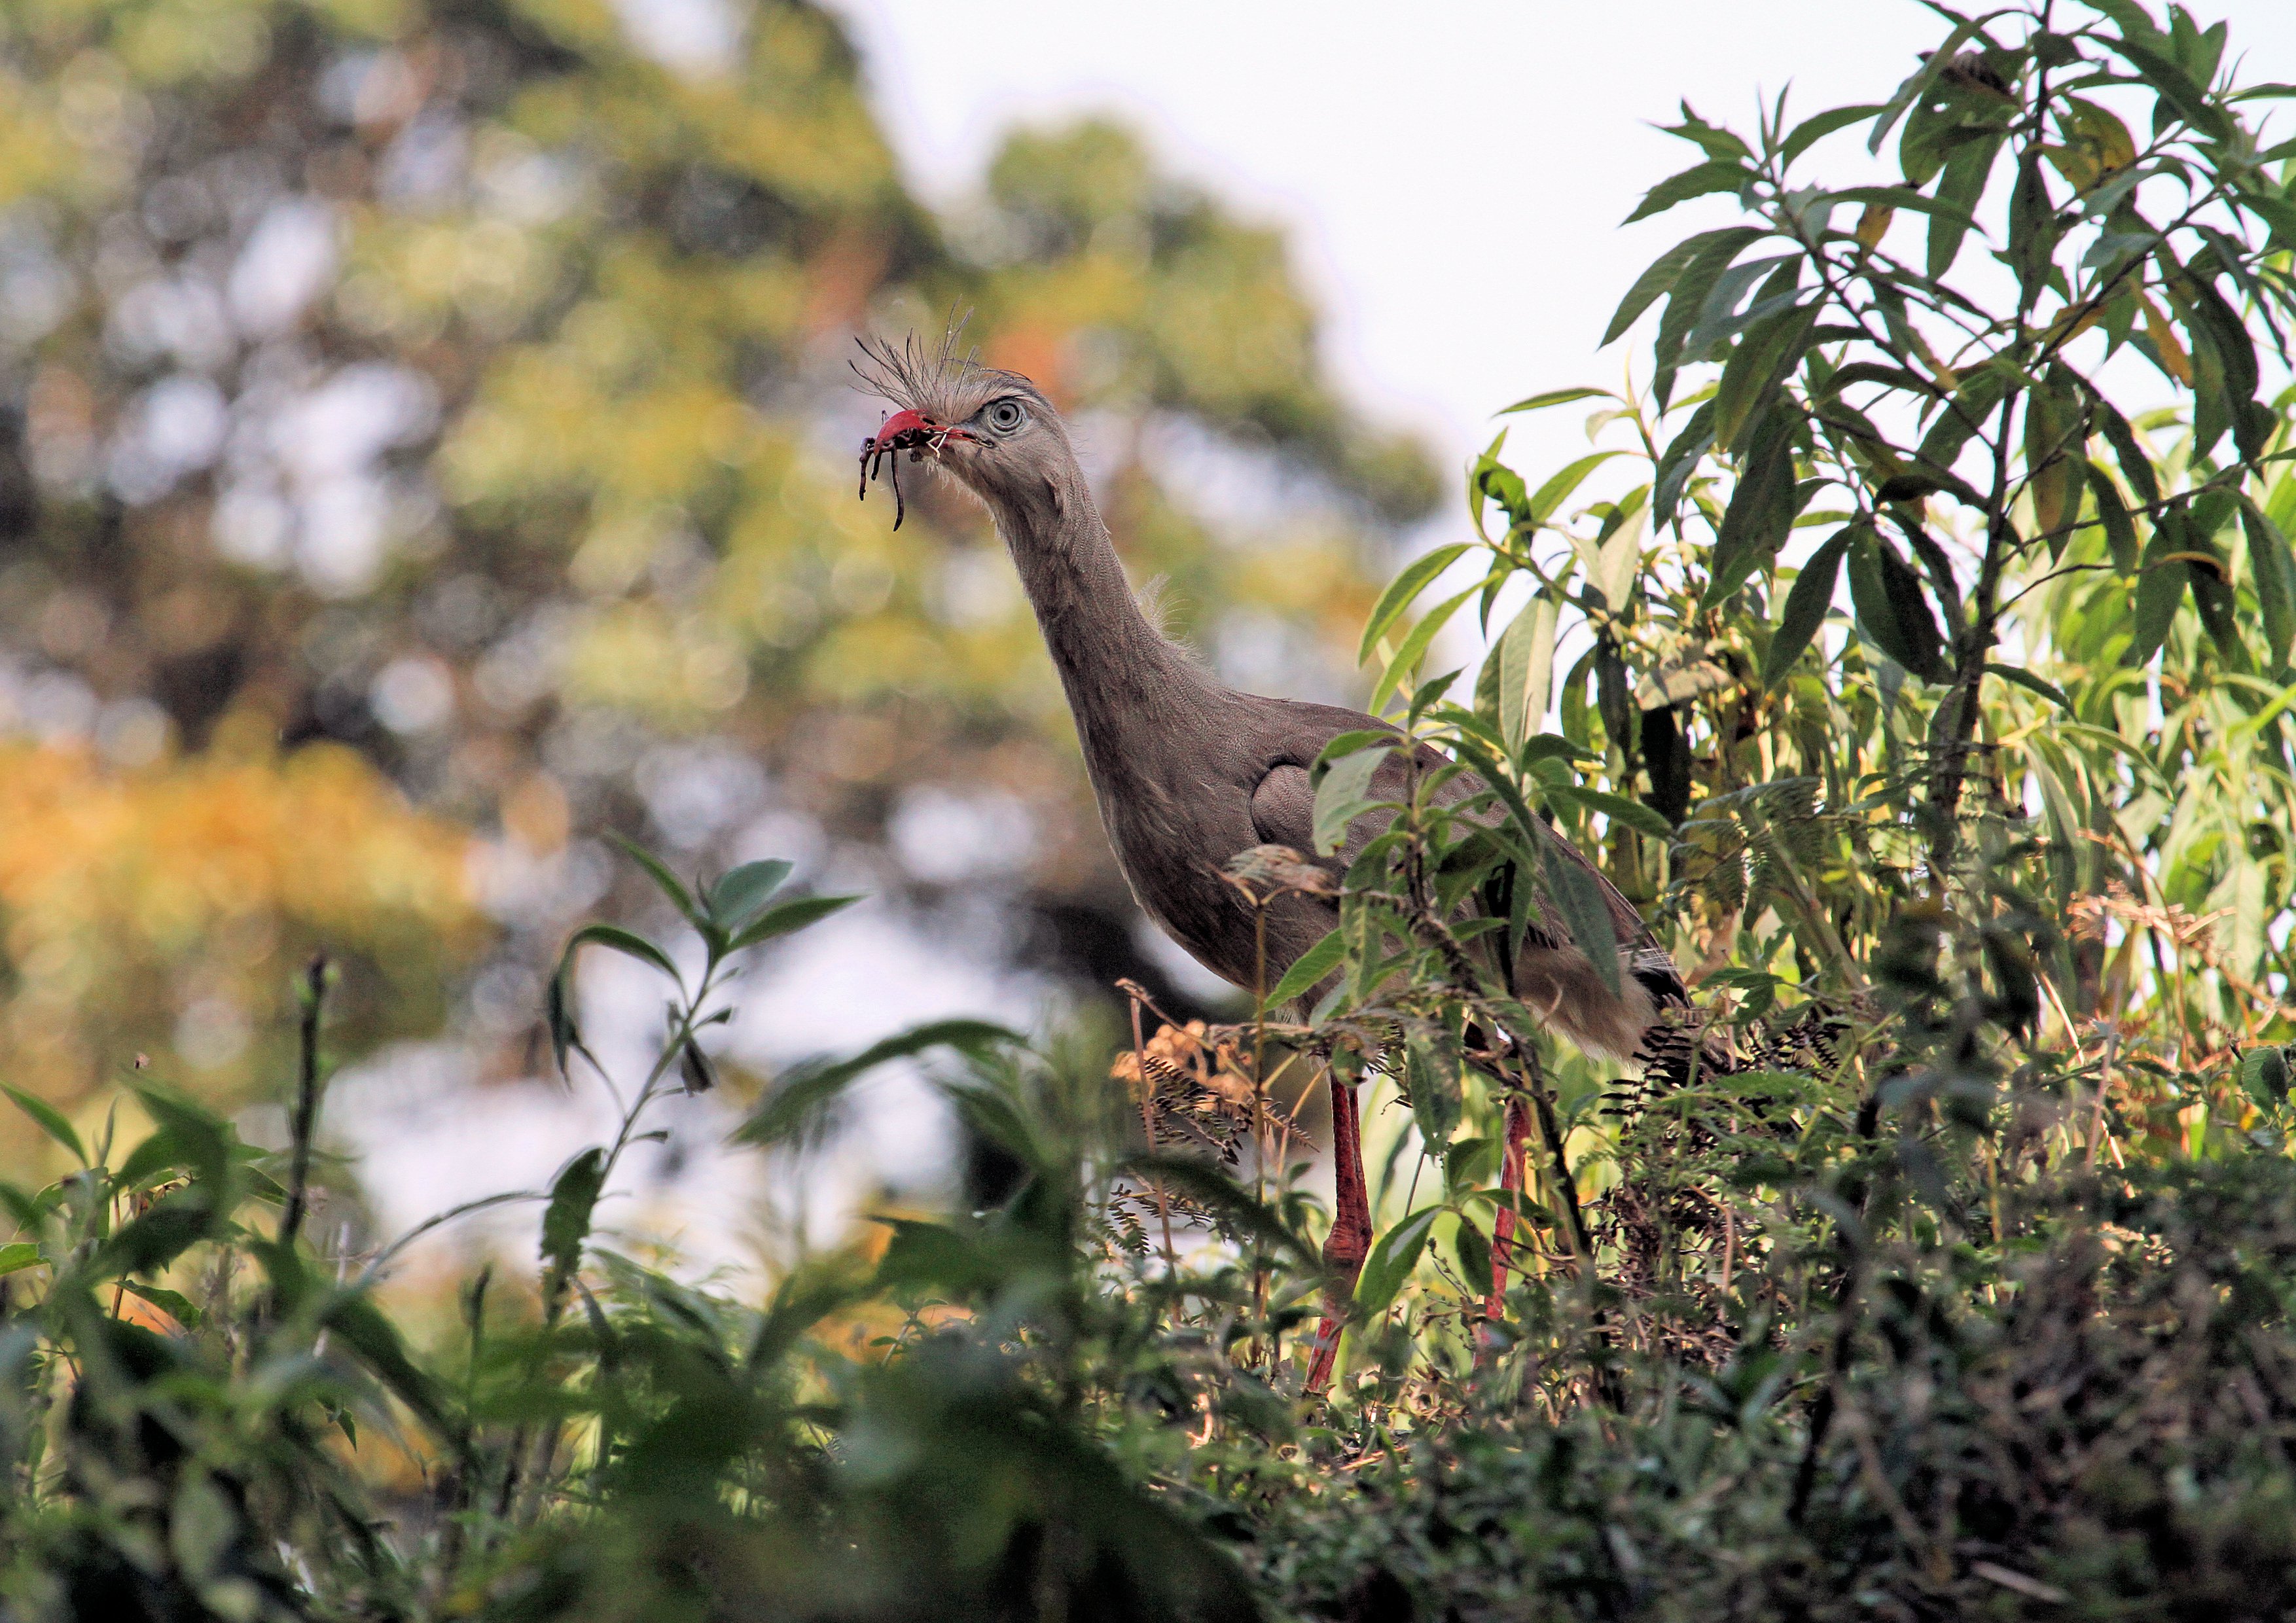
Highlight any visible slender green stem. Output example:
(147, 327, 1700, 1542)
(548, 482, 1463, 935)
(279, 954, 329, 1255)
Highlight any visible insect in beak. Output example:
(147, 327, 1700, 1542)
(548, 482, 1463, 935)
(858, 409, 973, 529)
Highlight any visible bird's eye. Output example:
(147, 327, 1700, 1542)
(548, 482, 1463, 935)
(985, 398, 1028, 433)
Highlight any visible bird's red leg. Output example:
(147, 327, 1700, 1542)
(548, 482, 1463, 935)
(1305, 1071, 1371, 1393)
(1484, 1095, 1533, 1326)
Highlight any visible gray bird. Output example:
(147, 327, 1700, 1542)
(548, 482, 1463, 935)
(854, 330, 1690, 1385)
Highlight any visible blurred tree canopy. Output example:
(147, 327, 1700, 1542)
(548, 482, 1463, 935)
(0, 0, 1436, 1119)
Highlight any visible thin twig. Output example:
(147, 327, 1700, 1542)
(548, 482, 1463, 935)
(279, 954, 329, 1253)
(1127, 991, 1179, 1272)
(2087, 1024, 2123, 1171)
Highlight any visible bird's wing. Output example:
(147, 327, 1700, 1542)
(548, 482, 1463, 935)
(1249, 740, 1649, 944)
(1249, 762, 1347, 868)
(1249, 738, 1688, 1048)
(1246, 761, 1318, 853)
(1247, 740, 1446, 873)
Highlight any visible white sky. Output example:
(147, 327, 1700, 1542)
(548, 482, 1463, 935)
(832, 0, 2296, 486)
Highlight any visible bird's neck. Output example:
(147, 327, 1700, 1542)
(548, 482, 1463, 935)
(988, 467, 1221, 760)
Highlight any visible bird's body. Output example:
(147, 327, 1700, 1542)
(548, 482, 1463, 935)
(1072, 669, 1676, 1062)
(855, 330, 1693, 1384)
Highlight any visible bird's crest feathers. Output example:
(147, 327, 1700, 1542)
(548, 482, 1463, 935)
(852, 315, 1049, 426)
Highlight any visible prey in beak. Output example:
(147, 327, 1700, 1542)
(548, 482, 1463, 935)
(857, 408, 970, 529)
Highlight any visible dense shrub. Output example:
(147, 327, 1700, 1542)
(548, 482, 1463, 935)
(1262, 1156, 2296, 1620)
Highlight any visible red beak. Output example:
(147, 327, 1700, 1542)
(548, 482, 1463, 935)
(867, 408, 973, 457)
(869, 408, 937, 452)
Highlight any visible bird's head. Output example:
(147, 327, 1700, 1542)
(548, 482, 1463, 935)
(853, 329, 1071, 527)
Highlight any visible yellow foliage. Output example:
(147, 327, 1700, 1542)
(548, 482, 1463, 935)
(0, 737, 480, 1128)
(562, 603, 750, 722)
(0, 70, 75, 211)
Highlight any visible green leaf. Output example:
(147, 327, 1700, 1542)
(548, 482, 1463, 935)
(1653, 230, 1770, 408)
(1781, 103, 1885, 167)
(102, 1186, 222, 1279)
(2239, 493, 2296, 668)
(2007, 152, 2059, 301)
(1526, 452, 1629, 529)
(2179, 266, 2264, 459)
(707, 859, 792, 935)
(1653, 401, 1717, 531)
(1521, 733, 1596, 767)
(870, 1217, 1007, 1296)
(134, 1087, 231, 1190)
(2240, 1045, 2290, 1109)
(1471, 438, 1531, 536)
(1266, 928, 1348, 1009)
(540, 1147, 605, 1280)
(1677, 255, 1799, 372)
(1405, 1037, 1462, 1152)
(2109, 35, 2233, 141)
(1317, 728, 1397, 763)
(1986, 663, 2075, 714)
(115, 1128, 191, 1191)
(1928, 133, 2004, 280)
(1463, 1185, 1552, 1228)
(1311, 738, 1394, 856)
(562, 923, 682, 988)
(1713, 302, 1819, 452)
(121, 1281, 203, 1329)
(1821, 184, 1981, 229)
(1547, 784, 1677, 840)
(678, 1036, 717, 1095)
(2186, 537, 2246, 672)
(734, 1020, 1021, 1149)
(1354, 1205, 1443, 1317)
(2087, 461, 2140, 575)
(2024, 365, 2089, 555)
(1539, 838, 1621, 999)
(1452, 1211, 1492, 1292)
(2096, 403, 2161, 506)
(728, 894, 859, 951)
(1764, 527, 1850, 690)
(1666, 103, 1753, 162)
(1700, 408, 1799, 610)
(1869, 14, 1988, 154)
(1816, 361, 1942, 402)
(314, 1286, 456, 1440)
(1623, 158, 1749, 224)
(2, 1084, 85, 1167)
(607, 833, 705, 930)
(1604, 229, 1756, 347)
(1442, 734, 1551, 882)
(1276, 932, 1340, 1010)
(1917, 363, 2010, 482)
(2126, 516, 2190, 668)
(0, 1241, 43, 1277)
(547, 965, 579, 1075)
(1848, 527, 1947, 681)
(1369, 586, 1477, 712)
(1498, 386, 1611, 415)
(748, 1257, 872, 1369)
(1359, 544, 1469, 666)
(1494, 593, 1560, 752)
